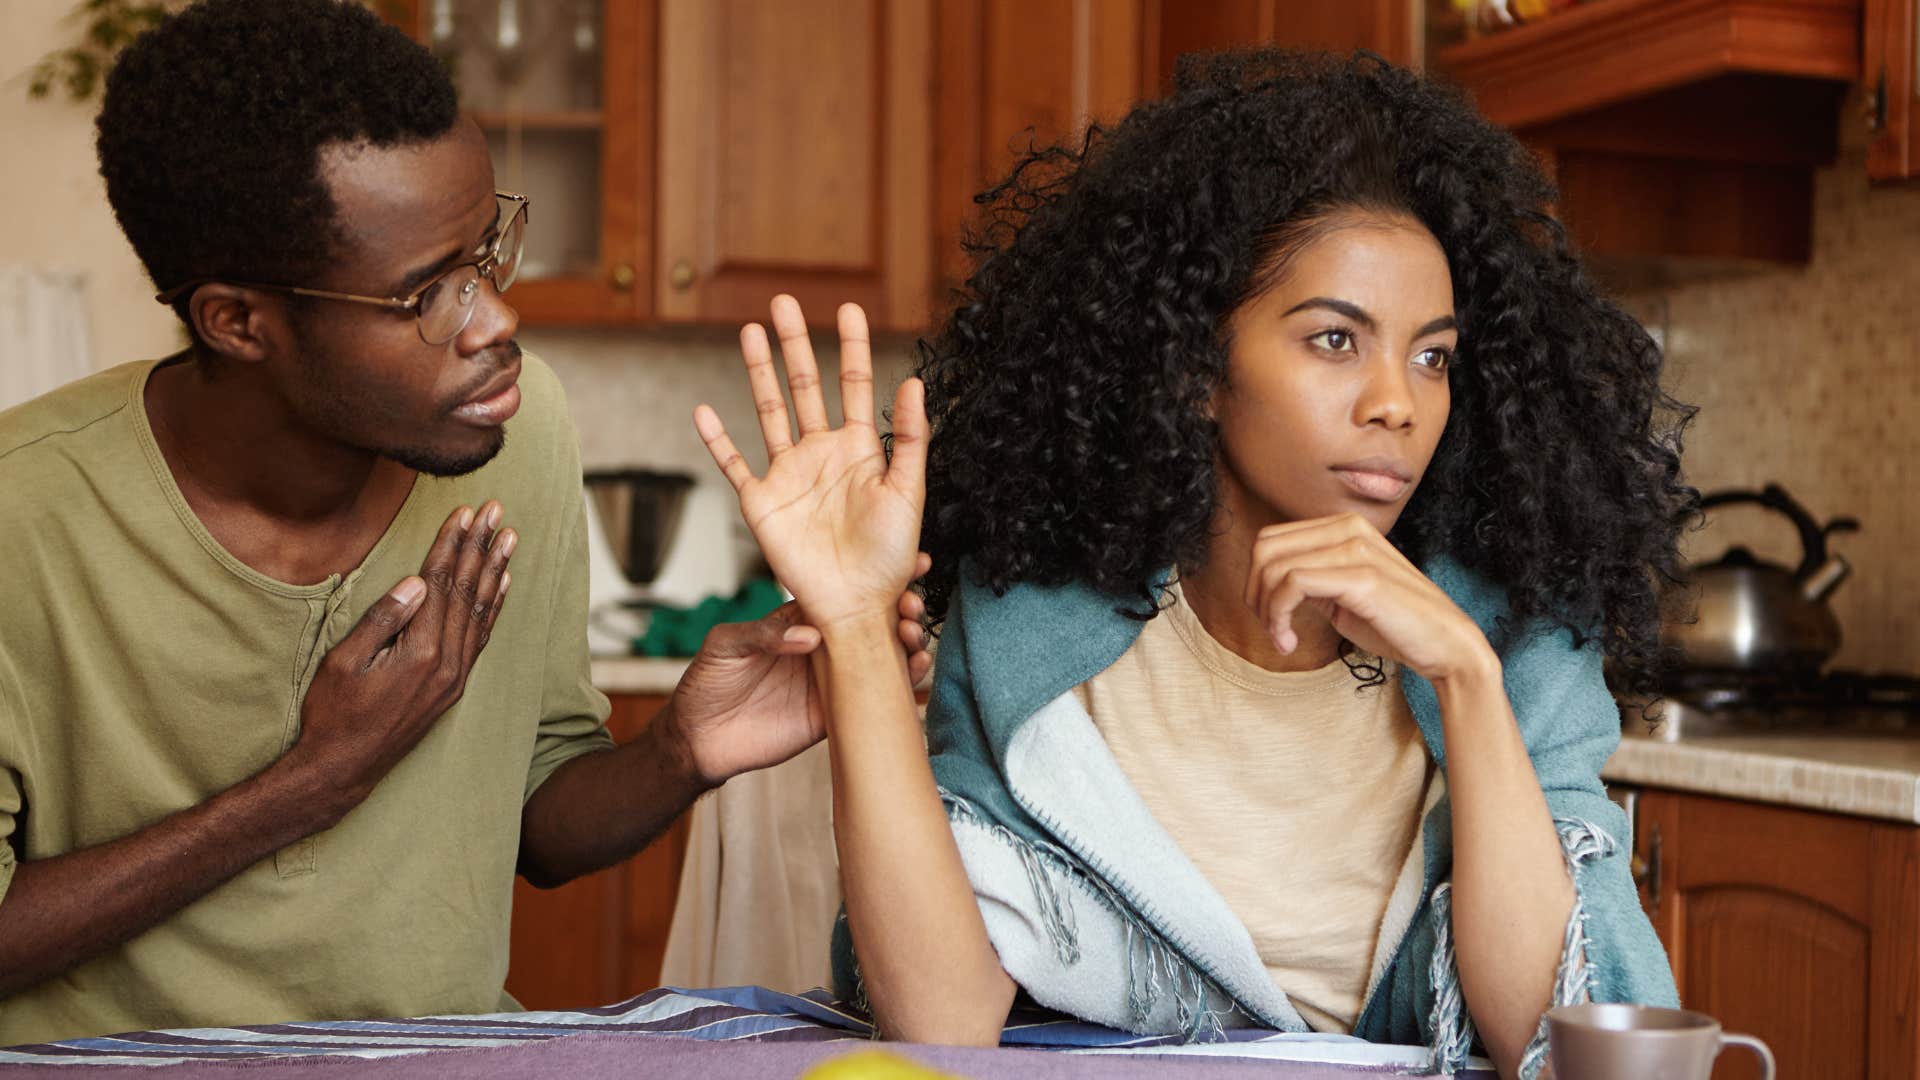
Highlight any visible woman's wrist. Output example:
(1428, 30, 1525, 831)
(816, 606, 906, 651)
(1430, 637, 1504, 705)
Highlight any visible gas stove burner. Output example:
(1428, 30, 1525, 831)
(1625, 669, 1920, 741)
(1661, 669, 1920, 712)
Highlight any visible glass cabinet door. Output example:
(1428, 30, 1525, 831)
(400, 0, 651, 323)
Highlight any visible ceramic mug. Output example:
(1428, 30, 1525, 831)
(1546, 1003, 1775, 1080)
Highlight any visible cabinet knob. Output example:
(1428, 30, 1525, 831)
(668, 260, 695, 291)
(610, 263, 637, 291)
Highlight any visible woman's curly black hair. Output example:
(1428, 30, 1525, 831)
(914, 48, 1698, 691)
(97, 0, 457, 332)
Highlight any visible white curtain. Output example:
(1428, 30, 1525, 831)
(0, 265, 93, 412)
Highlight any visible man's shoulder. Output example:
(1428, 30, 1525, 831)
(512, 350, 567, 429)
(0, 360, 150, 474)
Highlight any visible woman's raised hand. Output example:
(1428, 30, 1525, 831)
(694, 295, 928, 633)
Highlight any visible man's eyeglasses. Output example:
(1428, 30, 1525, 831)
(155, 191, 530, 346)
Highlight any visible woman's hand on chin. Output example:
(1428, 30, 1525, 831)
(694, 294, 928, 632)
(1243, 512, 1497, 686)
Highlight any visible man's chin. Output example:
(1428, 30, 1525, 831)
(387, 430, 507, 478)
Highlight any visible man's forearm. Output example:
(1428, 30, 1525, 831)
(0, 759, 339, 1000)
(515, 712, 709, 888)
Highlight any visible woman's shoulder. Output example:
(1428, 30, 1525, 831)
(947, 561, 1164, 637)
(937, 563, 1163, 717)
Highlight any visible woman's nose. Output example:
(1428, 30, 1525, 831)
(1354, 359, 1416, 431)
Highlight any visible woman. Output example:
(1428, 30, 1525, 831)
(693, 49, 1693, 1080)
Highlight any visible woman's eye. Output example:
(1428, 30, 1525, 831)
(1415, 346, 1454, 372)
(1308, 329, 1356, 353)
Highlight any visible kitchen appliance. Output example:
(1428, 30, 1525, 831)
(1662, 484, 1857, 677)
(582, 470, 756, 654)
(1624, 669, 1920, 740)
(1622, 483, 1920, 739)
(584, 468, 694, 588)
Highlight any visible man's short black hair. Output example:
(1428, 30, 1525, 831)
(97, 0, 459, 324)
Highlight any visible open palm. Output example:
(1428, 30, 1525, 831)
(694, 296, 927, 631)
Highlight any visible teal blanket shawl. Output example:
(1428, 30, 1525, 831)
(831, 556, 1677, 1077)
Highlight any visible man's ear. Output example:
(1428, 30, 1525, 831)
(188, 285, 282, 365)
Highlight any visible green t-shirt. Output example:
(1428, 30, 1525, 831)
(0, 352, 614, 1045)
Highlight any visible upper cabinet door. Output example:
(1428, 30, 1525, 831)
(654, 0, 935, 331)
(1157, 0, 1418, 83)
(1866, 0, 1920, 181)
(933, 0, 1152, 298)
(399, 0, 656, 325)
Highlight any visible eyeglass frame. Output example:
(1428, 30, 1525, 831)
(153, 191, 530, 345)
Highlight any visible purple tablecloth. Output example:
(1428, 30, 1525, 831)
(0, 986, 1493, 1077)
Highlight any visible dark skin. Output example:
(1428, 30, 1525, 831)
(0, 119, 930, 998)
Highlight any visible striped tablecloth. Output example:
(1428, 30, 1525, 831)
(0, 986, 1493, 1076)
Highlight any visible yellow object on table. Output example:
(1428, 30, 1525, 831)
(802, 1049, 964, 1080)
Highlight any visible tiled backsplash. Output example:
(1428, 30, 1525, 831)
(523, 324, 920, 479)
(1641, 144, 1920, 676)
(533, 145, 1919, 676)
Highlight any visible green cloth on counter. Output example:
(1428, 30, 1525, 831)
(634, 578, 788, 657)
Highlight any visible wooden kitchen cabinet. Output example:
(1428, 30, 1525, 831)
(1154, 0, 1418, 82)
(654, 0, 934, 331)
(933, 0, 1154, 299)
(1433, 0, 1859, 269)
(1866, 0, 1920, 180)
(391, 0, 657, 326)
(504, 692, 692, 1010)
(931, 0, 1430, 304)
(1631, 788, 1920, 1079)
(397, 0, 932, 331)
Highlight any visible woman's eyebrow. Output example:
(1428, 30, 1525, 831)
(1415, 314, 1458, 338)
(1282, 296, 1374, 329)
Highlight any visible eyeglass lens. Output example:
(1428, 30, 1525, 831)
(417, 201, 528, 345)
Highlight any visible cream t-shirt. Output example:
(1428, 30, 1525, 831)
(1072, 580, 1430, 1033)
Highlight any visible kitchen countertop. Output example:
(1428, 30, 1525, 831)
(1604, 731, 1920, 824)
(589, 655, 692, 696)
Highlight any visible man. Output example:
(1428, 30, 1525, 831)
(0, 0, 927, 1046)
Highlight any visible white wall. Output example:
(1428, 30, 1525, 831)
(0, 0, 183, 368)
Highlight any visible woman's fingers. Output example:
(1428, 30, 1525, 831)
(837, 302, 876, 429)
(1248, 513, 1416, 586)
(770, 295, 831, 436)
(1258, 563, 1380, 655)
(739, 322, 794, 458)
(694, 404, 757, 493)
(888, 377, 929, 501)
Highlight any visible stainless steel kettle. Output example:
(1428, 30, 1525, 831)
(1664, 485, 1858, 677)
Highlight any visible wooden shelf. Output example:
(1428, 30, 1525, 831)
(1436, 0, 1862, 129)
(1433, 0, 1863, 268)
(471, 109, 606, 132)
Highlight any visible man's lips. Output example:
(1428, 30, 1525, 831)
(450, 361, 522, 427)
